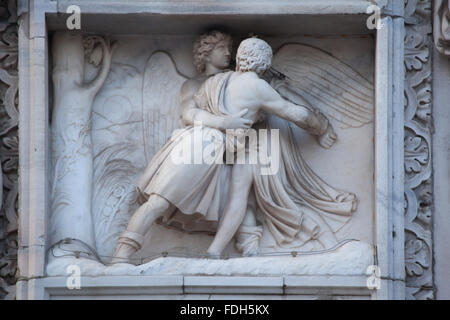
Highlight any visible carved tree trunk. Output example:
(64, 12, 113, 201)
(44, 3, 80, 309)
(50, 32, 113, 257)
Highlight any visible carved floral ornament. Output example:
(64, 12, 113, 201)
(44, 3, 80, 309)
(0, 0, 18, 300)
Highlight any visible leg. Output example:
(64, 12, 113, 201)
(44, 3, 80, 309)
(236, 189, 264, 255)
(110, 194, 175, 264)
(207, 164, 253, 256)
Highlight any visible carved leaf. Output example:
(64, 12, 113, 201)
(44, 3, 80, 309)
(0, 1, 18, 299)
(0, 26, 18, 70)
(92, 63, 144, 259)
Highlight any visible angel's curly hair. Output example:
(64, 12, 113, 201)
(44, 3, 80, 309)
(193, 30, 233, 73)
(236, 38, 272, 75)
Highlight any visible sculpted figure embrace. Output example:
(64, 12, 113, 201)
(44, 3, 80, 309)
(111, 34, 361, 264)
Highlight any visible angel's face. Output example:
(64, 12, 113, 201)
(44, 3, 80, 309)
(207, 41, 231, 70)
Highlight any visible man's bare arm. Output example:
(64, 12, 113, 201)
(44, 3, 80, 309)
(254, 79, 328, 136)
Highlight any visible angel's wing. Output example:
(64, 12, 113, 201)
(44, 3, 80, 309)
(272, 44, 374, 128)
(142, 51, 188, 162)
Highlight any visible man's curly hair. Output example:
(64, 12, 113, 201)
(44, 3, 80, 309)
(236, 38, 272, 75)
(193, 30, 233, 73)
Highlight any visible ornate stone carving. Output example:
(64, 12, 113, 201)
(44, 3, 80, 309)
(404, 0, 434, 300)
(0, 0, 18, 300)
(434, 0, 450, 56)
(111, 37, 366, 264)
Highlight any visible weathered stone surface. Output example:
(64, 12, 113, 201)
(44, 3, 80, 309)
(8, 0, 448, 300)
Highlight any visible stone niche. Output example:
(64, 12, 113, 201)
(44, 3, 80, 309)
(18, 0, 406, 300)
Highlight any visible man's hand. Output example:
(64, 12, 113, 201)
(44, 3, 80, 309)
(222, 108, 254, 130)
(317, 124, 337, 149)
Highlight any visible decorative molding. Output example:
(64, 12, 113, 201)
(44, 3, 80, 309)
(0, 0, 18, 300)
(404, 0, 434, 300)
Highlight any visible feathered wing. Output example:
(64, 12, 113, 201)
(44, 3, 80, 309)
(142, 51, 188, 163)
(271, 44, 374, 128)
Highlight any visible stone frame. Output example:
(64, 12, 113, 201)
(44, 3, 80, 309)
(14, 0, 427, 300)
